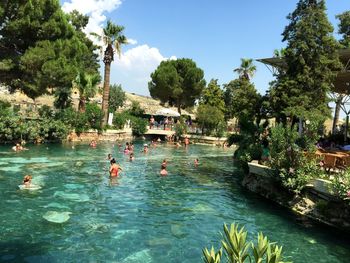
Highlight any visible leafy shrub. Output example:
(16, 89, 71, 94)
(0, 99, 11, 116)
(113, 112, 133, 129)
(197, 104, 225, 136)
(175, 120, 188, 138)
(131, 117, 147, 136)
(331, 168, 350, 201)
(85, 102, 103, 131)
(203, 223, 291, 263)
(269, 124, 324, 193)
(38, 105, 54, 118)
(0, 115, 69, 143)
(128, 101, 145, 117)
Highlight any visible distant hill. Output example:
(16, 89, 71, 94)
(0, 86, 194, 116)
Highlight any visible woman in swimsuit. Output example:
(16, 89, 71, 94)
(109, 158, 122, 177)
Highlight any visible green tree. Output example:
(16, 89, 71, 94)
(269, 0, 342, 124)
(92, 20, 128, 126)
(73, 72, 101, 112)
(149, 58, 206, 114)
(196, 104, 225, 136)
(0, 1, 99, 105)
(233, 58, 256, 81)
(109, 84, 126, 113)
(200, 79, 225, 113)
(68, 10, 89, 31)
(223, 79, 261, 123)
(336, 11, 350, 48)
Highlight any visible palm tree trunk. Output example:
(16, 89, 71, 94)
(78, 97, 86, 113)
(102, 62, 111, 126)
(332, 95, 343, 134)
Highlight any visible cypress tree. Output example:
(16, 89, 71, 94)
(270, 0, 342, 123)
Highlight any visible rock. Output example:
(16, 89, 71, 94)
(121, 249, 152, 263)
(43, 211, 72, 223)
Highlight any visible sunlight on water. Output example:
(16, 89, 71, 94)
(0, 142, 349, 262)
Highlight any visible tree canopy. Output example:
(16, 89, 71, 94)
(269, 0, 342, 123)
(109, 84, 126, 113)
(337, 11, 350, 48)
(0, 0, 99, 104)
(224, 78, 261, 122)
(200, 79, 225, 113)
(149, 58, 206, 113)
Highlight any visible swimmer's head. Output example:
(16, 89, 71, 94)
(108, 153, 112, 159)
(161, 164, 166, 170)
(23, 175, 32, 182)
(110, 158, 116, 164)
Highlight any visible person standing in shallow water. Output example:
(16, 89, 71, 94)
(184, 136, 190, 148)
(109, 158, 122, 177)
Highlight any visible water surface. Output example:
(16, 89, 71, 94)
(0, 142, 349, 262)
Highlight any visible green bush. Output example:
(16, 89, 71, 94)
(269, 124, 324, 193)
(0, 115, 69, 143)
(113, 112, 133, 129)
(331, 168, 350, 201)
(131, 117, 147, 136)
(85, 102, 103, 131)
(38, 105, 54, 119)
(203, 223, 291, 263)
(175, 120, 188, 138)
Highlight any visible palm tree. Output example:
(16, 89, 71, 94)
(234, 58, 256, 81)
(91, 20, 127, 126)
(74, 72, 100, 112)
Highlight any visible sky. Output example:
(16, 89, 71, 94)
(60, 0, 350, 97)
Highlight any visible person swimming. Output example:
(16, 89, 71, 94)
(143, 144, 149, 153)
(109, 158, 122, 177)
(194, 158, 199, 167)
(160, 164, 168, 176)
(129, 153, 135, 161)
(90, 140, 97, 148)
(162, 159, 167, 167)
(23, 175, 32, 187)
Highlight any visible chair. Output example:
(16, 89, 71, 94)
(322, 154, 337, 173)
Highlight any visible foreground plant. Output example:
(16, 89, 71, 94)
(203, 223, 292, 263)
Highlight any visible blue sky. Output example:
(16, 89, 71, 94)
(61, 0, 349, 96)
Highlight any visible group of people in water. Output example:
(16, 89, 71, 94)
(105, 136, 198, 178)
(17, 136, 199, 189)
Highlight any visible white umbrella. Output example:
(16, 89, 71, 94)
(155, 108, 180, 117)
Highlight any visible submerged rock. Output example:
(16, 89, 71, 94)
(43, 211, 72, 223)
(121, 249, 152, 263)
(171, 224, 187, 238)
(53, 191, 89, 202)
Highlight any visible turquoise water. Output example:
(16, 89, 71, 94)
(0, 142, 349, 262)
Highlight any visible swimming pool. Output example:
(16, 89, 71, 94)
(0, 142, 349, 262)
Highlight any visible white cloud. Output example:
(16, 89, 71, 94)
(62, 0, 122, 35)
(110, 45, 176, 95)
(127, 38, 138, 45)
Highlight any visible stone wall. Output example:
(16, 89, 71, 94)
(244, 162, 350, 233)
(67, 129, 133, 142)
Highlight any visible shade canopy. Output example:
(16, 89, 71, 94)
(155, 108, 180, 117)
(257, 48, 350, 94)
